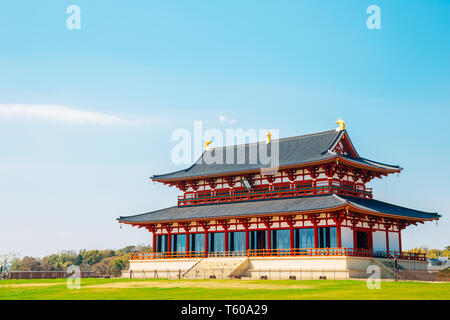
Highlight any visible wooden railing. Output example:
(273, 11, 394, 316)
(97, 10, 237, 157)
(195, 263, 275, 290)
(130, 248, 426, 261)
(247, 248, 427, 261)
(178, 179, 373, 206)
(130, 251, 206, 260)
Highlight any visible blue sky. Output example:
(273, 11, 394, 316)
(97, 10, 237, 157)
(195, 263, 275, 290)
(0, 0, 449, 257)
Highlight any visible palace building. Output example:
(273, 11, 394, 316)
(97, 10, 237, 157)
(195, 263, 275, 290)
(118, 122, 439, 279)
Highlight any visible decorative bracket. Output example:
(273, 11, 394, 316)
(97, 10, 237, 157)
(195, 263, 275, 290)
(161, 222, 173, 233)
(198, 220, 210, 231)
(179, 221, 191, 232)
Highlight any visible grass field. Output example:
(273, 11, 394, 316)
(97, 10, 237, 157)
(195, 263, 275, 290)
(0, 278, 448, 300)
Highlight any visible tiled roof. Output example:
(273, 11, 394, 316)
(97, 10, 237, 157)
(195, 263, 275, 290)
(118, 194, 439, 223)
(152, 130, 400, 181)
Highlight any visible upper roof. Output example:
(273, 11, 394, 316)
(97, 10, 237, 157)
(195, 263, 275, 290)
(117, 194, 439, 224)
(153, 129, 401, 181)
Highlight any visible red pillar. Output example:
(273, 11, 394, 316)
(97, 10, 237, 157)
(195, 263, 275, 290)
(314, 224, 319, 248)
(152, 232, 156, 254)
(167, 233, 172, 253)
(185, 231, 190, 253)
(289, 225, 294, 249)
(204, 231, 209, 257)
(239, 218, 250, 254)
(267, 227, 271, 250)
(385, 228, 390, 253)
(336, 224, 342, 248)
(224, 229, 229, 252)
(398, 230, 402, 253)
(245, 228, 249, 252)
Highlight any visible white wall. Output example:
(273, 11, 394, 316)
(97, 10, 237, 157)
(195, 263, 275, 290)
(129, 259, 199, 271)
(372, 230, 387, 252)
(248, 256, 348, 269)
(341, 227, 353, 248)
(388, 232, 400, 252)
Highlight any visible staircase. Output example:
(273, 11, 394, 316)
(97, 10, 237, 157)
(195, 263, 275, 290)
(371, 258, 401, 278)
(182, 257, 248, 279)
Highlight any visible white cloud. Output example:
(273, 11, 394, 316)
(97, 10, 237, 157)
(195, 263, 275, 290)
(0, 104, 132, 125)
(218, 115, 237, 124)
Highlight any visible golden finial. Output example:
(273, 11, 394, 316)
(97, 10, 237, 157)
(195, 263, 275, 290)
(266, 130, 272, 144)
(336, 119, 345, 131)
(204, 140, 212, 150)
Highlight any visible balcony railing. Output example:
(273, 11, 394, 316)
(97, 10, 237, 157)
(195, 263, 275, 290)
(178, 179, 373, 206)
(247, 248, 426, 261)
(131, 251, 206, 260)
(130, 248, 426, 261)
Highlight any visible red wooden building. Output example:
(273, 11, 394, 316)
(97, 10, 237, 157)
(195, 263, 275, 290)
(118, 124, 439, 277)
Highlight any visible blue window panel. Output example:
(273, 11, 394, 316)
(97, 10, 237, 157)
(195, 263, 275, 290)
(189, 233, 205, 252)
(171, 234, 186, 252)
(157, 235, 169, 252)
(209, 232, 225, 252)
(249, 230, 266, 249)
(295, 228, 315, 248)
(318, 227, 337, 248)
(271, 229, 290, 249)
(229, 231, 246, 252)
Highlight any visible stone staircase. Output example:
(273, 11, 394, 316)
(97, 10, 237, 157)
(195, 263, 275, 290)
(182, 257, 248, 279)
(371, 258, 401, 278)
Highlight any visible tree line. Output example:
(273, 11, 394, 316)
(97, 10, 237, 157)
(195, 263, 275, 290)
(407, 246, 450, 259)
(2, 245, 152, 277)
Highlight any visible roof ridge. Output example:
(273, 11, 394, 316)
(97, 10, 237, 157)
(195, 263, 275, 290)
(117, 205, 179, 219)
(343, 195, 440, 216)
(206, 129, 338, 152)
(358, 157, 402, 169)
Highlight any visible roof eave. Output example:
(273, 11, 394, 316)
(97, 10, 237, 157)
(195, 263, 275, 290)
(151, 156, 401, 183)
(117, 200, 440, 225)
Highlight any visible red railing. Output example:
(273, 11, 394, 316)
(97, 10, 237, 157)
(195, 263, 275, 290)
(178, 179, 373, 206)
(247, 248, 427, 261)
(130, 248, 426, 261)
(131, 251, 206, 260)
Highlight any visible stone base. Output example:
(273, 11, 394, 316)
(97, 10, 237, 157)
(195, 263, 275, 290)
(122, 256, 427, 280)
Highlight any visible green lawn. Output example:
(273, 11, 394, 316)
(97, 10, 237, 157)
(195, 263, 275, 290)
(0, 278, 448, 300)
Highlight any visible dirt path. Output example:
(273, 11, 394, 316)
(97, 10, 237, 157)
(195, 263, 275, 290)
(85, 281, 311, 290)
(0, 283, 64, 288)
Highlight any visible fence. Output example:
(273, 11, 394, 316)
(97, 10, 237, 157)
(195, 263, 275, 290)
(5, 271, 100, 280)
(131, 251, 247, 260)
(131, 248, 427, 261)
(123, 268, 449, 282)
(178, 178, 373, 206)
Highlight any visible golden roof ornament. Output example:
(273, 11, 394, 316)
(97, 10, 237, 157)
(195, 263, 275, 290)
(335, 119, 345, 131)
(204, 140, 212, 150)
(266, 130, 272, 144)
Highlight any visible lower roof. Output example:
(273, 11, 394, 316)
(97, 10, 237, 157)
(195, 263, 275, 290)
(117, 194, 440, 224)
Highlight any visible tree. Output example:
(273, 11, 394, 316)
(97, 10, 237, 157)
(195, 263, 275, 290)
(0, 252, 19, 269)
(14, 256, 41, 271)
(110, 259, 126, 277)
(92, 261, 109, 275)
(74, 254, 83, 266)
(84, 250, 103, 265)
(1, 252, 20, 277)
